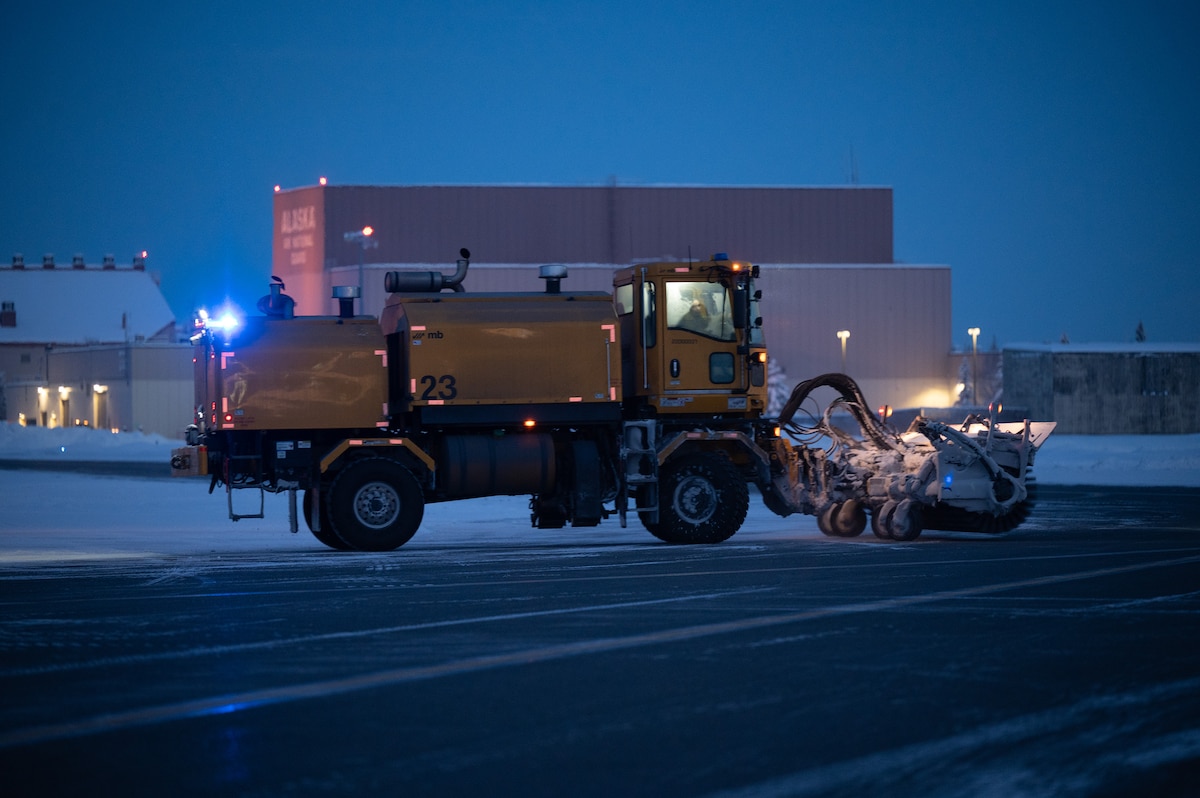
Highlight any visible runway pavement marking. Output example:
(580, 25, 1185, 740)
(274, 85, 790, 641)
(4, 551, 1200, 750)
(703, 675, 1200, 798)
(0, 588, 769, 677)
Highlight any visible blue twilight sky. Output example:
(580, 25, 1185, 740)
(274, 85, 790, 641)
(2, 1, 1197, 349)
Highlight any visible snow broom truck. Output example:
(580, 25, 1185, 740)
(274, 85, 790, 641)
(170, 250, 1054, 551)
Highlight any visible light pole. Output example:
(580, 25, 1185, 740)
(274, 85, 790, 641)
(836, 330, 850, 372)
(968, 326, 981, 405)
(343, 225, 377, 296)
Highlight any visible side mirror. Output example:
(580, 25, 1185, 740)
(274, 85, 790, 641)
(732, 288, 748, 329)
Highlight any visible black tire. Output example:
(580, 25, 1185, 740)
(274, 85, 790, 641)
(871, 501, 896, 540)
(303, 488, 351, 550)
(819, 500, 867, 538)
(645, 453, 748, 544)
(888, 500, 923, 542)
(817, 503, 836, 536)
(328, 458, 424, 551)
(636, 485, 662, 535)
(870, 500, 922, 541)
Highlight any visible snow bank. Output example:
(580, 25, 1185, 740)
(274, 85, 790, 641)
(1, 422, 1198, 487)
(1031, 434, 1200, 487)
(0, 423, 181, 462)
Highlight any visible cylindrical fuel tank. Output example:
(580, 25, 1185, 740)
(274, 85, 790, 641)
(437, 433, 557, 498)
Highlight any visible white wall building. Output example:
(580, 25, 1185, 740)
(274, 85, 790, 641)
(0, 255, 191, 438)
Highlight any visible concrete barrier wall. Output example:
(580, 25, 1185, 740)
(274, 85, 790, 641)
(1005, 347, 1200, 434)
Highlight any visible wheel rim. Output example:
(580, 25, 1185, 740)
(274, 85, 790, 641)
(353, 481, 402, 529)
(673, 475, 718, 525)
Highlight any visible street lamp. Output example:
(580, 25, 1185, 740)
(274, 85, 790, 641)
(968, 326, 981, 405)
(343, 225, 377, 296)
(836, 330, 850, 372)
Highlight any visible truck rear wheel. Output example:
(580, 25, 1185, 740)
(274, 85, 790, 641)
(303, 489, 351, 551)
(328, 458, 424, 551)
(646, 453, 748, 544)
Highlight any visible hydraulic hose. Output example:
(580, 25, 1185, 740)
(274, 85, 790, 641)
(776, 373, 900, 452)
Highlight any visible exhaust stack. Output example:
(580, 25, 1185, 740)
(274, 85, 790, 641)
(385, 248, 471, 294)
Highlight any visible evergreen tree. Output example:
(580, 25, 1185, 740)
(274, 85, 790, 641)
(767, 358, 792, 417)
(956, 358, 972, 406)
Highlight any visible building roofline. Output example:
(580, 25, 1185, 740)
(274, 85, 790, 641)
(275, 182, 894, 194)
(1006, 342, 1200, 353)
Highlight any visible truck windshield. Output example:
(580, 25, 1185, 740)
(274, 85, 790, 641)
(665, 281, 735, 342)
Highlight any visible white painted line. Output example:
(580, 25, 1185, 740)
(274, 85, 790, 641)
(4, 553, 1199, 749)
(0, 590, 767, 678)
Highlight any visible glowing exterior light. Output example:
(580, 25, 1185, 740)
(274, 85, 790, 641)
(523, 419, 536, 428)
(344, 226, 379, 294)
(197, 304, 243, 334)
(93, 384, 108, 394)
(319, 176, 327, 186)
(274, 185, 281, 193)
(836, 330, 850, 371)
(968, 327, 981, 406)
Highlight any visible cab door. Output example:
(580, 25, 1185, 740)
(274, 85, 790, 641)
(657, 278, 742, 409)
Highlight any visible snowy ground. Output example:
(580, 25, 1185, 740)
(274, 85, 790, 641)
(0, 423, 1197, 563)
(2, 422, 1198, 486)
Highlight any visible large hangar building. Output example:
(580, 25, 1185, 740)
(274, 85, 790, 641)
(272, 183, 954, 410)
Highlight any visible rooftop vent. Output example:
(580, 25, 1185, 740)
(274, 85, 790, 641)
(72, 254, 85, 269)
(42, 254, 55, 269)
(539, 264, 568, 294)
(332, 286, 360, 318)
(102, 254, 116, 270)
(11, 254, 24, 270)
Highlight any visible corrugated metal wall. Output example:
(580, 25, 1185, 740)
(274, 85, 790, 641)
(338, 261, 953, 410)
(281, 184, 892, 274)
(759, 266, 951, 380)
(40, 344, 194, 437)
(276, 183, 959, 410)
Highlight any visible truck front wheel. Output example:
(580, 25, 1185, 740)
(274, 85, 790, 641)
(328, 458, 425, 551)
(647, 453, 748, 544)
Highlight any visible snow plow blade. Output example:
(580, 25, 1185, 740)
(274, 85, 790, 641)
(764, 373, 1056, 541)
